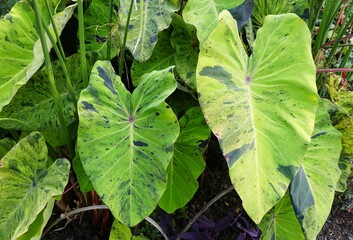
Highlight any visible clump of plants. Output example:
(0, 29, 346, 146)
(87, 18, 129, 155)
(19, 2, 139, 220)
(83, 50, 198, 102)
(0, 0, 351, 239)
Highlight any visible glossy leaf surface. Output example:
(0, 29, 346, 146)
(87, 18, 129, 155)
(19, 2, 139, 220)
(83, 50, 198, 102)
(77, 61, 179, 226)
(183, 0, 244, 46)
(159, 107, 210, 213)
(118, 0, 180, 61)
(196, 11, 317, 223)
(290, 100, 342, 239)
(0, 132, 70, 239)
(0, 1, 74, 112)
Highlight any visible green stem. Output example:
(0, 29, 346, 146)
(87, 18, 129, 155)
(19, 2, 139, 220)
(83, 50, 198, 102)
(33, 0, 74, 157)
(77, 0, 88, 86)
(44, 0, 66, 58)
(119, 0, 135, 78)
(41, 18, 78, 106)
(107, 0, 114, 60)
(9, 130, 19, 141)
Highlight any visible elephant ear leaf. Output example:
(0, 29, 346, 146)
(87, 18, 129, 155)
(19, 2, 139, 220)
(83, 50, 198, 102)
(196, 10, 318, 223)
(77, 61, 179, 226)
(118, 0, 180, 62)
(0, 132, 70, 240)
(290, 100, 342, 239)
(0, 1, 75, 112)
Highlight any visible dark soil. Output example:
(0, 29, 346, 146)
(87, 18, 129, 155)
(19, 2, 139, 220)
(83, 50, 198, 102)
(42, 137, 353, 239)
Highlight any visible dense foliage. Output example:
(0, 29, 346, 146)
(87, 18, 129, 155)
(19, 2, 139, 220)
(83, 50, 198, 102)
(0, 0, 352, 239)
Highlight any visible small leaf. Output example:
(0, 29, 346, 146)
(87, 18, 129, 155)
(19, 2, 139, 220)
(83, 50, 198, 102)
(109, 219, 132, 240)
(159, 107, 210, 213)
(77, 61, 179, 226)
(118, 0, 180, 61)
(0, 132, 70, 239)
(183, 0, 244, 46)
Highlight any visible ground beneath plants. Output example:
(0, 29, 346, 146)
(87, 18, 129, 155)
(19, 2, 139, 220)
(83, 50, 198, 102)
(43, 137, 353, 239)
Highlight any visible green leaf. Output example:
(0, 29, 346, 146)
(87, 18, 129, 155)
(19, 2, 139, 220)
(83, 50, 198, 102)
(0, 1, 75, 112)
(196, 11, 318, 223)
(159, 107, 210, 213)
(118, 0, 180, 61)
(0, 132, 70, 239)
(0, 53, 98, 131)
(0, 137, 15, 158)
(171, 14, 199, 90)
(72, 154, 94, 193)
(290, 100, 342, 239)
(131, 30, 175, 86)
(258, 191, 304, 240)
(84, 0, 120, 59)
(109, 219, 132, 240)
(17, 198, 55, 240)
(183, 0, 244, 46)
(323, 99, 352, 191)
(77, 62, 179, 226)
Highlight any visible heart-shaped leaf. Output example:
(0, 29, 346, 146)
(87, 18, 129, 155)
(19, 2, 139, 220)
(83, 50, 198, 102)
(118, 0, 180, 62)
(289, 100, 342, 239)
(158, 107, 210, 213)
(183, 0, 244, 46)
(0, 132, 70, 239)
(0, 0, 75, 112)
(77, 61, 179, 226)
(196, 11, 318, 223)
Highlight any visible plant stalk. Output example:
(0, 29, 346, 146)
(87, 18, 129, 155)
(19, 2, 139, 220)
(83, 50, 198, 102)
(32, 0, 74, 156)
(41, 18, 78, 106)
(77, 0, 88, 86)
(145, 217, 169, 240)
(106, 0, 114, 60)
(119, 0, 135, 78)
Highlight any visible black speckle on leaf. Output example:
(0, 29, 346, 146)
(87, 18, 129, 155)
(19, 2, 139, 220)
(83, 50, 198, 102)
(150, 35, 157, 43)
(133, 140, 148, 147)
(225, 140, 254, 167)
(82, 101, 99, 113)
(97, 66, 117, 95)
(155, 112, 160, 116)
(199, 66, 234, 90)
(128, 24, 134, 29)
(311, 131, 327, 139)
